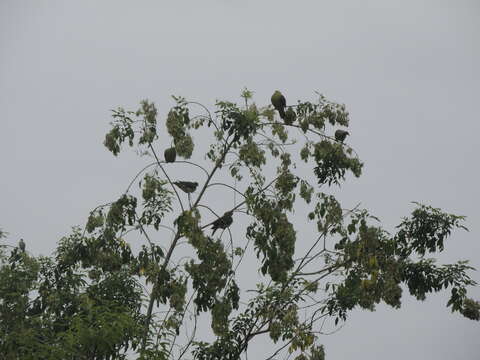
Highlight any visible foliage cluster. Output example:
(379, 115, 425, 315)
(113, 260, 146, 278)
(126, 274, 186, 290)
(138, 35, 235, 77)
(1, 89, 478, 359)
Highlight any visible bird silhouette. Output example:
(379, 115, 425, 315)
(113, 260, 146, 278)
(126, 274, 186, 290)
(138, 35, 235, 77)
(164, 147, 177, 163)
(271, 90, 287, 119)
(19, 238, 26, 252)
(173, 181, 198, 194)
(211, 211, 234, 235)
(334, 129, 349, 143)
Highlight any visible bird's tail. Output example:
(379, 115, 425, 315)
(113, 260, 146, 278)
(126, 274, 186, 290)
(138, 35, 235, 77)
(279, 107, 286, 119)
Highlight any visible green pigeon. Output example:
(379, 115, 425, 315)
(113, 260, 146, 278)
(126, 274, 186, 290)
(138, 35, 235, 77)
(19, 239, 25, 252)
(173, 181, 198, 194)
(284, 107, 296, 125)
(334, 129, 349, 143)
(164, 147, 177, 163)
(271, 90, 287, 119)
(211, 211, 234, 235)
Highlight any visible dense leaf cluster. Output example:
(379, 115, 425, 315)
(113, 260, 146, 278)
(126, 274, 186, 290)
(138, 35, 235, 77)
(313, 140, 362, 186)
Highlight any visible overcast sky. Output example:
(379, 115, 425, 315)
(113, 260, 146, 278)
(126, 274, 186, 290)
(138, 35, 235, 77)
(1, 1, 479, 359)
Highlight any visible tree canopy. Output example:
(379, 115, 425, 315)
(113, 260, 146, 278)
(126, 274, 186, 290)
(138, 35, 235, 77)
(1, 89, 478, 359)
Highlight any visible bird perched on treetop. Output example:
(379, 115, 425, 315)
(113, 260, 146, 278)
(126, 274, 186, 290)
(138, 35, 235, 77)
(211, 210, 234, 235)
(334, 129, 349, 143)
(19, 239, 26, 252)
(271, 90, 287, 119)
(173, 181, 198, 194)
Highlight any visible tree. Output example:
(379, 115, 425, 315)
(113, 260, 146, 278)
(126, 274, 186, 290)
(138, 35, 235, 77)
(1, 89, 479, 359)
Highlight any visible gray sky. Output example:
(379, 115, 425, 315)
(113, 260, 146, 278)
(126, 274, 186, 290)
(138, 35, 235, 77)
(1, 1, 479, 359)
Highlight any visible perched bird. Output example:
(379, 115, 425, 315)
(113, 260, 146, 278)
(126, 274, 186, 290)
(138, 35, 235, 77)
(271, 90, 287, 119)
(283, 107, 296, 125)
(164, 147, 177, 163)
(211, 211, 234, 235)
(19, 238, 26, 252)
(334, 129, 349, 143)
(173, 181, 198, 194)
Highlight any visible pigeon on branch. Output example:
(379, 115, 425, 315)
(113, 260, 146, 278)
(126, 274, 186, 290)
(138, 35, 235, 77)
(211, 211, 234, 235)
(164, 147, 177, 163)
(173, 181, 198, 194)
(334, 129, 349, 143)
(271, 90, 287, 119)
(19, 239, 26, 252)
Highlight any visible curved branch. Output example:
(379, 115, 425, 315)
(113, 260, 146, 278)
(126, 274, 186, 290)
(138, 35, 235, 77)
(196, 204, 220, 218)
(186, 101, 218, 131)
(206, 182, 247, 198)
(175, 160, 210, 178)
(125, 162, 159, 194)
